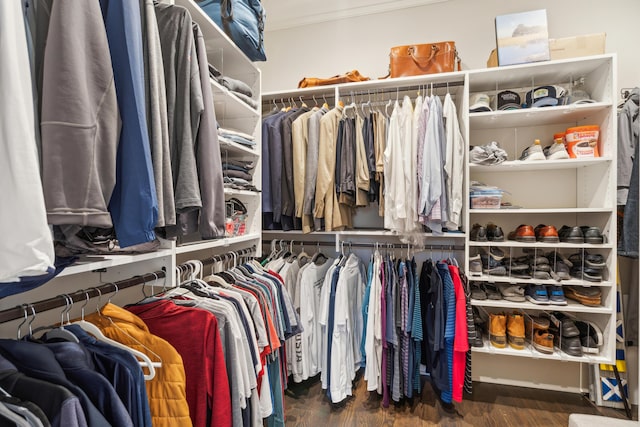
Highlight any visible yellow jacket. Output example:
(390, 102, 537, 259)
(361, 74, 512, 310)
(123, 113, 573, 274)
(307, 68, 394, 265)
(85, 303, 192, 427)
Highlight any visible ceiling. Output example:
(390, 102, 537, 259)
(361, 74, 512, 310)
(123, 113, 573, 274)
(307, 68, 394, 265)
(261, 0, 449, 32)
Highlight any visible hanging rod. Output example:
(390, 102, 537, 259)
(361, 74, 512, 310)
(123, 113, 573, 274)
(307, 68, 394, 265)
(339, 242, 465, 251)
(0, 270, 167, 325)
(187, 245, 257, 268)
(343, 81, 464, 98)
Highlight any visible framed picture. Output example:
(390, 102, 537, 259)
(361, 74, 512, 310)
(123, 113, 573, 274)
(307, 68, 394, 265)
(495, 9, 550, 66)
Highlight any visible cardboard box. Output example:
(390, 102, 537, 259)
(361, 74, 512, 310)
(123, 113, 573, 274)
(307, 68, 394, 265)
(549, 32, 606, 60)
(487, 32, 606, 67)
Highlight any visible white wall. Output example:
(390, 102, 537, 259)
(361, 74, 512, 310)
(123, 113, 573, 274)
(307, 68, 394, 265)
(258, 0, 640, 95)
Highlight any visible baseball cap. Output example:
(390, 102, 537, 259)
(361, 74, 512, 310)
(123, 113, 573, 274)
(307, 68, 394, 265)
(470, 93, 492, 112)
(496, 90, 521, 110)
(568, 88, 596, 104)
(525, 85, 567, 108)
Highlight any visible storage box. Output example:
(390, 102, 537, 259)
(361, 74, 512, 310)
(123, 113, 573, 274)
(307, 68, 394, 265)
(470, 192, 503, 209)
(487, 32, 606, 67)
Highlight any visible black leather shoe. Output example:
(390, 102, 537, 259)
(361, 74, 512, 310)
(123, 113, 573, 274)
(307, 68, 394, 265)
(486, 223, 504, 241)
(471, 223, 487, 242)
(560, 336, 583, 357)
(580, 226, 604, 244)
(558, 225, 584, 243)
(551, 312, 580, 337)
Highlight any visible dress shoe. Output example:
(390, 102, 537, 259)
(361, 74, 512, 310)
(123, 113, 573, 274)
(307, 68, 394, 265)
(580, 226, 604, 244)
(486, 223, 505, 241)
(471, 223, 487, 242)
(507, 224, 536, 242)
(558, 225, 584, 244)
(535, 224, 559, 243)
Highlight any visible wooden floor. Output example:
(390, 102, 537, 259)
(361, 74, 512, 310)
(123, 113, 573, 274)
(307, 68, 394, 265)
(283, 375, 636, 426)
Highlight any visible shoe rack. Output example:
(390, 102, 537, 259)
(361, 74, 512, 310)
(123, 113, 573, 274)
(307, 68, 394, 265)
(465, 54, 617, 372)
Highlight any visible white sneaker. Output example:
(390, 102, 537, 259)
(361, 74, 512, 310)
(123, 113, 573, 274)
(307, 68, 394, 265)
(545, 142, 570, 160)
(519, 143, 546, 161)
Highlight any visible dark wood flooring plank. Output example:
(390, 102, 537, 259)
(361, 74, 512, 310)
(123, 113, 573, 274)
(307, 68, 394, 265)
(283, 376, 636, 426)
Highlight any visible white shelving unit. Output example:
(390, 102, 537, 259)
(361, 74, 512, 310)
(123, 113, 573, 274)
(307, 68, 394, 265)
(466, 54, 618, 370)
(261, 54, 618, 394)
(0, 0, 262, 338)
(175, 0, 262, 260)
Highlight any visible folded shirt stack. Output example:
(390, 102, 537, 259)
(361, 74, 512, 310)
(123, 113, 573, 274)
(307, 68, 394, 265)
(209, 63, 257, 109)
(223, 159, 255, 182)
(218, 127, 256, 148)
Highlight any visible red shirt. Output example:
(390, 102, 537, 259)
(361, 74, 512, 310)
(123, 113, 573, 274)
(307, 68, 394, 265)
(448, 265, 469, 403)
(128, 299, 232, 427)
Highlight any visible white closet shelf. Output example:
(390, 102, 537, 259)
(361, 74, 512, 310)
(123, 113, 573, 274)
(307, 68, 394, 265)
(219, 138, 259, 158)
(469, 208, 612, 214)
(471, 339, 613, 364)
(468, 54, 614, 93)
(211, 78, 259, 120)
(469, 102, 611, 129)
(175, 233, 260, 254)
(469, 158, 612, 172)
(468, 241, 614, 249)
(471, 298, 612, 314)
(224, 188, 260, 197)
(59, 249, 174, 277)
(468, 274, 614, 288)
(263, 230, 339, 237)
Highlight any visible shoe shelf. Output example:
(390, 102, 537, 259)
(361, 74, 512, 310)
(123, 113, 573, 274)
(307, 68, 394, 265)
(466, 55, 617, 369)
(470, 298, 612, 314)
(468, 102, 611, 130)
(469, 208, 612, 214)
(468, 241, 614, 249)
(469, 157, 612, 172)
(471, 338, 610, 364)
(469, 274, 614, 288)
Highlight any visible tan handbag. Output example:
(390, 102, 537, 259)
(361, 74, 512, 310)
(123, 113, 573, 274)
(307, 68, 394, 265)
(385, 42, 461, 78)
(298, 70, 370, 88)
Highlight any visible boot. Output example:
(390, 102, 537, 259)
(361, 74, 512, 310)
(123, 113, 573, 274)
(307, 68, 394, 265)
(507, 312, 525, 350)
(489, 312, 507, 348)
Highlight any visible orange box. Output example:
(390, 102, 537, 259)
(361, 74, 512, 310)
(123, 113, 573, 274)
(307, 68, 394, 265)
(565, 125, 600, 158)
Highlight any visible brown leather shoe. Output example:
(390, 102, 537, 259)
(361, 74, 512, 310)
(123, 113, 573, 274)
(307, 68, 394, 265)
(507, 312, 525, 350)
(489, 313, 507, 348)
(525, 316, 554, 353)
(532, 329, 554, 354)
(507, 224, 536, 242)
(535, 224, 559, 243)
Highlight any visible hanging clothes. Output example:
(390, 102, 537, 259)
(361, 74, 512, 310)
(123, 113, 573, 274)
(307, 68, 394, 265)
(85, 303, 192, 427)
(154, 3, 203, 233)
(0, 0, 54, 283)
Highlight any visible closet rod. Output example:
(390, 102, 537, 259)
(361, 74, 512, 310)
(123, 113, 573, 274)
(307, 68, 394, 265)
(192, 245, 257, 268)
(0, 271, 166, 324)
(339, 242, 465, 251)
(343, 81, 464, 98)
